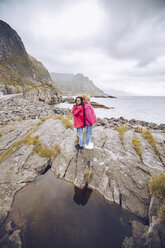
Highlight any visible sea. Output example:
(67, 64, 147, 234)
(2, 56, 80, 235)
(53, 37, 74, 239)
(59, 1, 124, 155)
(56, 96, 165, 125)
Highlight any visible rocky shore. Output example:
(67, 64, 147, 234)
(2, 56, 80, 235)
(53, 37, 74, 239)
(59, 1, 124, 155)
(1, 95, 165, 130)
(0, 94, 165, 247)
(0, 95, 70, 125)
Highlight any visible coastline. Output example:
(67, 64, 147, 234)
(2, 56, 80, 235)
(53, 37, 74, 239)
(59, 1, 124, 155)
(0, 95, 165, 128)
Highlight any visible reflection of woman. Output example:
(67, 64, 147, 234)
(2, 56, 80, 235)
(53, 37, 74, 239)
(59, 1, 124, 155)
(73, 186, 92, 206)
(72, 96, 84, 150)
(81, 94, 97, 149)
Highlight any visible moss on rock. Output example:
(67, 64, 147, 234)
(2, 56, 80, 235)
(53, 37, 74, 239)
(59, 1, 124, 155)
(149, 174, 165, 222)
(132, 134, 142, 161)
(115, 125, 128, 141)
(149, 174, 165, 198)
(142, 129, 160, 159)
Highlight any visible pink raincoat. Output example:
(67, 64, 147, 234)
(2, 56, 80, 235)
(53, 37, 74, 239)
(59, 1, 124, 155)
(72, 105, 84, 128)
(84, 102, 97, 126)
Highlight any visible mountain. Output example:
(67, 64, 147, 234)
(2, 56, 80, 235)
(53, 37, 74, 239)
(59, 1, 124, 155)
(51, 72, 74, 81)
(0, 20, 61, 103)
(51, 72, 105, 96)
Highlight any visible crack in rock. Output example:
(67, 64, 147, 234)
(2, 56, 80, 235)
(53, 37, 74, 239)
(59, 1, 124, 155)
(62, 154, 77, 179)
(135, 165, 151, 175)
(41, 159, 52, 175)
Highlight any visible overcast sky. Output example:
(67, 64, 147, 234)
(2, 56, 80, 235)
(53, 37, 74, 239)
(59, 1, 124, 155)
(1, 0, 165, 95)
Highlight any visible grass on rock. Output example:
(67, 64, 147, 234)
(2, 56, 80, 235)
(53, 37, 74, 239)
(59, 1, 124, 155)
(149, 174, 165, 222)
(149, 174, 165, 198)
(132, 134, 142, 161)
(135, 126, 143, 133)
(142, 129, 160, 159)
(84, 170, 92, 183)
(115, 125, 128, 141)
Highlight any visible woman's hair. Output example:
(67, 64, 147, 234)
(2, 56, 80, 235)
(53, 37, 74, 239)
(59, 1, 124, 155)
(81, 94, 91, 104)
(81, 94, 87, 100)
(85, 96, 91, 104)
(75, 96, 84, 106)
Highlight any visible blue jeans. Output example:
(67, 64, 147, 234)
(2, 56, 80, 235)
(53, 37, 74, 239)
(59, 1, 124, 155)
(86, 125, 92, 145)
(77, 128, 83, 147)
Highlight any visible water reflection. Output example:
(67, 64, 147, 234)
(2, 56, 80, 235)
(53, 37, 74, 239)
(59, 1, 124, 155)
(6, 171, 131, 248)
(73, 186, 92, 206)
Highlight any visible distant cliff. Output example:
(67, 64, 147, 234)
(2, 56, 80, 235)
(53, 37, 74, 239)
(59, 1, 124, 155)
(51, 72, 105, 96)
(0, 20, 62, 103)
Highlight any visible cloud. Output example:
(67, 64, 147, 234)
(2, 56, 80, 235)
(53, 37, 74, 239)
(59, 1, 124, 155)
(97, 0, 165, 66)
(0, 0, 165, 95)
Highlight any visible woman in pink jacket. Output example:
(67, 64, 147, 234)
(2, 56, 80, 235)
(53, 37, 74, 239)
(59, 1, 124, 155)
(72, 96, 84, 150)
(81, 94, 97, 149)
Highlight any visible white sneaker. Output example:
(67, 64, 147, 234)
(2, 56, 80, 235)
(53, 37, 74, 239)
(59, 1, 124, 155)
(85, 142, 94, 149)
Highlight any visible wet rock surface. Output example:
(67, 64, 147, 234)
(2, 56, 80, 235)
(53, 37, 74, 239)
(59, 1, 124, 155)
(0, 95, 165, 247)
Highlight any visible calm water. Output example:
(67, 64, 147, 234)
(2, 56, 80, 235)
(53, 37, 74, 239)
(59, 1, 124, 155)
(6, 171, 131, 248)
(56, 96, 165, 124)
